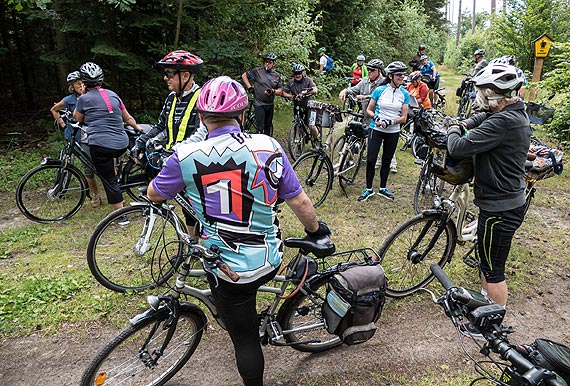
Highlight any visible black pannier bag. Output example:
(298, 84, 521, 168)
(322, 264, 386, 345)
(529, 338, 570, 383)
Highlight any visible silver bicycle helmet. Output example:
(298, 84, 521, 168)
(79, 62, 104, 87)
(366, 59, 384, 70)
(292, 63, 305, 73)
(474, 49, 485, 57)
(472, 63, 524, 94)
(66, 71, 81, 85)
(263, 52, 278, 61)
(384, 61, 407, 75)
(356, 54, 366, 62)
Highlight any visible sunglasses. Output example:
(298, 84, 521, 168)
(367, 68, 378, 72)
(393, 73, 406, 77)
(293, 71, 303, 75)
(264, 60, 275, 64)
(163, 70, 179, 79)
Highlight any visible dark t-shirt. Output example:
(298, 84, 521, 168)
(284, 76, 316, 108)
(246, 67, 283, 107)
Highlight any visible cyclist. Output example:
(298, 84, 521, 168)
(490, 55, 527, 99)
(130, 50, 207, 159)
(146, 76, 331, 386)
(419, 54, 440, 104)
(349, 54, 368, 85)
(281, 63, 318, 137)
(73, 62, 142, 219)
(50, 71, 102, 207)
(409, 44, 426, 71)
(473, 48, 488, 74)
(446, 63, 529, 336)
(241, 52, 283, 136)
(361, 61, 410, 201)
(406, 70, 431, 110)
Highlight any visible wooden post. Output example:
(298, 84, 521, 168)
(529, 57, 544, 102)
(529, 34, 554, 101)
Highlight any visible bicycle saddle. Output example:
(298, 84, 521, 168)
(284, 235, 336, 258)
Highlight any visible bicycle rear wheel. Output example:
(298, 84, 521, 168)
(121, 159, 151, 201)
(337, 138, 364, 192)
(87, 205, 184, 292)
(277, 276, 343, 353)
(413, 162, 445, 214)
(293, 150, 334, 207)
(16, 164, 87, 223)
(378, 212, 456, 298)
(287, 121, 306, 161)
(80, 306, 205, 386)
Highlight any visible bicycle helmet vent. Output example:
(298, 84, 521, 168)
(385, 61, 407, 75)
(474, 49, 485, 57)
(409, 71, 422, 81)
(66, 71, 81, 85)
(196, 76, 249, 117)
(490, 55, 516, 66)
(292, 63, 305, 73)
(420, 55, 429, 61)
(79, 62, 104, 87)
(366, 59, 384, 70)
(263, 52, 277, 61)
(157, 50, 203, 74)
(356, 54, 366, 61)
(472, 63, 524, 94)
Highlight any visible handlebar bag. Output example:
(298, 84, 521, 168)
(322, 263, 386, 345)
(530, 338, 570, 383)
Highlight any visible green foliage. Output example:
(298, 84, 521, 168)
(444, 28, 492, 72)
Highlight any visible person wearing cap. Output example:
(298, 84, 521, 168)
(409, 44, 426, 71)
(282, 63, 318, 136)
(317, 47, 329, 73)
(147, 76, 332, 386)
(51, 71, 101, 207)
(349, 55, 368, 85)
(241, 52, 283, 136)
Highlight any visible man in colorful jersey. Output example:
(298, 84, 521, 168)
(241, 52, 283, 136)
(130, 50, 207, 159)
(147, 76, 331, 386)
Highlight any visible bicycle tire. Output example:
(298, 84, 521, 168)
(287, 121, 306, 161)
(378, 212, 456, 298)
(16, 164, 87, 223)
(121, 159, 151, 201)
(277, 275, 343, 353)
(523, 181, 536, 217)
(413, 162, 445, 214)
(337, 138, 364, 192)
(80, 305, 205, 386)
(293, 150, 334, 207)
(87, 205, 184, 293)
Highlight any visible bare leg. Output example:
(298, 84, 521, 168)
(86, 176, 101, 207)
(482, 277, 508, 307)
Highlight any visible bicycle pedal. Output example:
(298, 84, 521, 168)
(463, 256, 479, 268)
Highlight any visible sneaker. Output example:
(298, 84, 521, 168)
(459, 322, 485, 341)
(375, 160, 381, 169)
(377, 188, 394, 200)
(116, 215, 130, 226)
(390, 166, 398, 173)
(358, 188, 375, 202)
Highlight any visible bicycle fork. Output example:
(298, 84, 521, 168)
(134, 206, 162, 255)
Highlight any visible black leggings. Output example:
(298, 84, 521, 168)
(208, 267, 279, 386)
(89, 145, 126, 205)
(365, 130, 399, 189)
(254, 105, 274, 136)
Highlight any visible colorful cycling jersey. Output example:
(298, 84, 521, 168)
(151, 126, 302, 283)
(369, 84, 410, 133)
(419, 61, 439, 79)
(406, 81, 431, 109)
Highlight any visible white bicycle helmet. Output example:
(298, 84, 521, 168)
(356, 54, 366, 62)
(66, 71, 81, 85)
(472, 63, 524, 94)
(79, 62, 104, 87)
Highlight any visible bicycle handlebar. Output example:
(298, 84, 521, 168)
(430, 264, 456, 290)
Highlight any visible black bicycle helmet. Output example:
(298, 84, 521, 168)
(385, 61, 407, 75)
(263, 52, 277, 61)
(474, 49, 485, 57)
(292, 63, 305, 73)
(66, 71, 81, 85)
(157, 50, 203, 74)
(366, 59, 384, 70)
(79, 62, 104, 87)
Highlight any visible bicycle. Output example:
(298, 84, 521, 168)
(242, 98, 273, 136)
(286, 91, 315, 161)
(425, 264, 569, 386)
(15, 115, 150, 223)
(432, 88, 446, 111)
(81, 205, 384, 385)
(457, 73, 475, 119)
(292, 101, 342, 207)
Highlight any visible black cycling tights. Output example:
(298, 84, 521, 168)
(208, 267, 279, 386)
(366, 130, 399, 189)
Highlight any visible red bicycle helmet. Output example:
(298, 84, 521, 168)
(409, 71, 422, 82)
(197, 76, 249, 117)
(157, 50, 203, 74)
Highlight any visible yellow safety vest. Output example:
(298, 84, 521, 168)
(167, 90, 200, 149)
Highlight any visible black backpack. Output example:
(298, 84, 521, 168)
(322, 263, 386, 345)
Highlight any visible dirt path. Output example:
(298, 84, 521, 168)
(1, 264, 568, 386)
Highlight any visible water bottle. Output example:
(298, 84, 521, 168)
(352, 142, 360, 154)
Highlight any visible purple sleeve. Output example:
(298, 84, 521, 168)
(278, 147, 303, 200)
(150, 152, 187, 200)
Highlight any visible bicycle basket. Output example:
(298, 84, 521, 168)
(526, 102, 555, 125)
(431, 148, 474, 185)
(529, 338, 570, 383)
(308, 100, 341, 128)
(345, 121, 368, 139)
(525, 145, 564, 180)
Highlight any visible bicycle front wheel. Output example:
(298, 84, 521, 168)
(80, 307, 204, 386)
(413, 162, 445, 214)
(16, 164, 87, 223)
(87, 205, 184, 292)
(287, 121, 306, 161)
(293, 151, 334, 207)
(337, 138, 364, 192)
(277, 276, 343, 353)
(121, 159, 151, 201)
(378, 213, 456, 298)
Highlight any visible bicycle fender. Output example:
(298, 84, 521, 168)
(129, 302, 208, 329)
(40, 157, 84, 174)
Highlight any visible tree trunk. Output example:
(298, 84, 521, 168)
(472, 0, 476, 34)
(456, 0, 462, 47)
(174, 0, 183, 47)
(11, 10, 34, 109)
(53, 0, 68, 92)
(491, 0, 496, 14)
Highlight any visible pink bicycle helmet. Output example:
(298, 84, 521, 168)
(409, 71, 422, 81)
(197, 76, 249, 117)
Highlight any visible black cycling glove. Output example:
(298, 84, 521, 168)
(305, 220, 332, 237)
